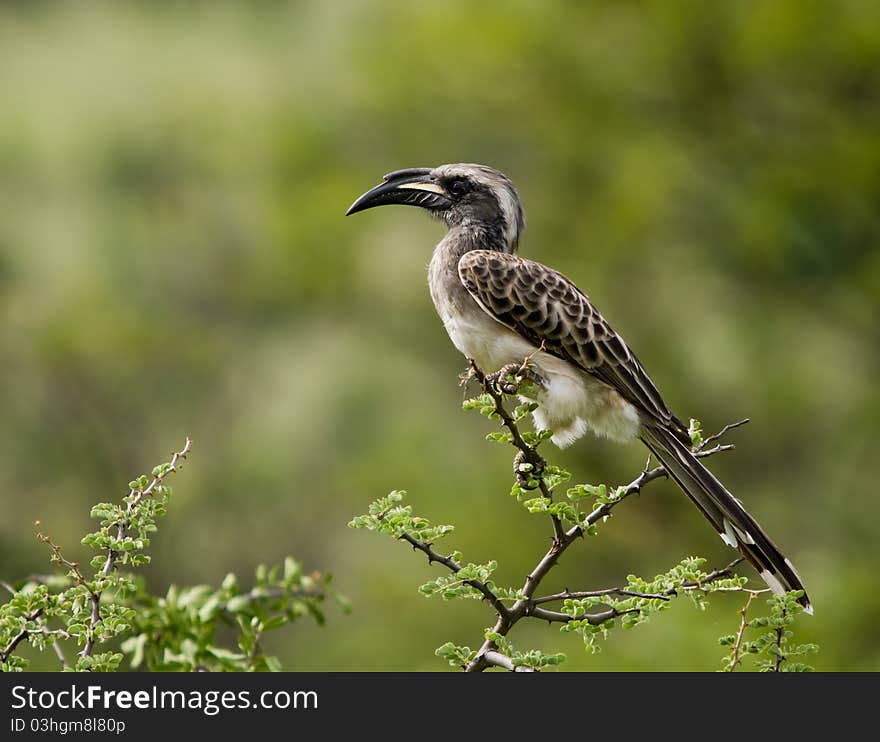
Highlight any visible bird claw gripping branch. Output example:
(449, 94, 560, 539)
(487, 362, 545, 396)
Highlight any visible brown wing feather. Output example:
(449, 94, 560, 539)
(458, 250, 687, 436)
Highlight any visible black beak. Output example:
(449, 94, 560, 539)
(345, 168, 451, 216)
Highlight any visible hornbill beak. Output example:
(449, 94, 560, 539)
(345, 168, 452, 216)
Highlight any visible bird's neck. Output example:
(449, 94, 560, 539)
(429, 225, 507, 311)
(431, 226, 499, 278)
(427, 231, 482, 325)
(443, 222, 510, 255)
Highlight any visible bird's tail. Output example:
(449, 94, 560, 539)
(640, 423, 812, 614)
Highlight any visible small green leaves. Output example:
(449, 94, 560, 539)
(512, 401, 538, 421)
(151, 463, 173, 479)
(567, 483, 603, 501)
(547, 501, 579, 524)
(458, 560, 498, 583)
(127, 475, 149, 491)
(1, 440, 342, 673)
(522, 496, 550, 513)
(494, 586, 527, 601)
(566, 482, 625, 507)
(350, 491, 455, 543)
(419, 561, 498, 600)
(556, 557, 775, 656)
(513, 650, 566, 670)
(115, 558, 337, 672)
(720, 590, 817, 672)
(76, 652, 123, 672)
(688, 418, 703, 448)
(462, 393, 500, 419)
(419, 576, 479, 600)
(357, 370, 819, 673)
(541, 465, 570, 491)
(435, 642, 476, 668)
(483, 632, 566, 670)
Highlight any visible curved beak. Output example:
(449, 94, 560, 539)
(345, 168, 451, 216)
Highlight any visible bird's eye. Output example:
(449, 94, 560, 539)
(448, 178, 468, 197)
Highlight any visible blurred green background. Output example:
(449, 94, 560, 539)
(1, 0, 877, 671)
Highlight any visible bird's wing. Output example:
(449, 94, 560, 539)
(458, 250, 686, 435)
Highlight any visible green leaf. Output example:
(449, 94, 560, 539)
(207, 647, 247, 662)
(261, 615, 288, 631)
(226, 596, 252, 613)
(522, 497, 550, 513)
(688, 419, 703, 447)
(335, 594, 353, 614)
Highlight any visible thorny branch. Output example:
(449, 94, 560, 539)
(774, 605, 788, 672)
(727, 591, 758, 672)
(467, 358, 566, 543)
(81, 438, 191, 658)
(482, 650, 535, 672)
(397, 533, 511, 619)
(0, 580, 70, 668)
(530, 558, 746, 609)
(1, 440, 192, 667)
(36, 532, 93, 596)
(42, 614, 71, 669)
(696, 418, 750, 452)
(0, 608, 43, 664)
(407, 361, 750, 672)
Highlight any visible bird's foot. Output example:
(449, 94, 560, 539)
(487, 362, 544, 396)
(513, 449, 546, 490)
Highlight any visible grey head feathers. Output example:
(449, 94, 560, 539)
(431, 164, 525, 253)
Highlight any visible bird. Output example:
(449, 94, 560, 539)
(346, 163, 811, 613)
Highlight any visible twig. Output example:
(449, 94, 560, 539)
(482, 650, 535, 672)
(36, 617, 72, 670)
(696, 418, 749, 452)
(695, 443, 735, 458)
(532, 587, 672, 605)
(687, 558, 745, 588)
(469, 361, 565, 544)
(36, 533, 95, 597)
(0, 609, 43, 663)
(505, 458, 677, 620)
(526, 604, 643, 625)
(534, 557, 747, 608)
(581, 460, 669, 530)
(48, 629, 71, 670)
(456, 362, 749, 672)
(398, 533, 510, 619)
(464, 367, 667, 670)
(773, 606, 787, 672)
(727, 591, 757, 672)
(81, 438, 191, 658)
(1, 579, 71, 668)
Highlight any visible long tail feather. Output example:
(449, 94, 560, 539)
(640, 423, 812, 614)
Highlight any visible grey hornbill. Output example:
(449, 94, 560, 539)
(346, 163, 811, 613)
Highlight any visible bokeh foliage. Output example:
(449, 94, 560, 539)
(0, 0, 877, 670)
(1, 441, 337, 672)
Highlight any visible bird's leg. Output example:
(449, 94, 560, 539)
(487, 363, 522, 394)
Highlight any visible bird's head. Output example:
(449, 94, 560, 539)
(346, 163, 525, 252)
